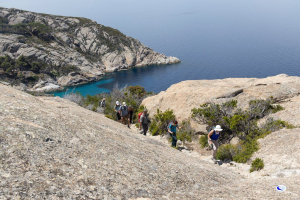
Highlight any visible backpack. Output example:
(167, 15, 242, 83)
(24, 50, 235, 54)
(208, 126, 216, 133)
(100, 101, 104, 107)
(140, 113, 149, 124)
(138, 112, 143, 123)
(120, 105, 128, 116)
(167, 122, 173, 132)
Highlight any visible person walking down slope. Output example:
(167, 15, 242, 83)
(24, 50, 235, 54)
(120, 102, 130, 128)
(168, 120, 181, 147)
(140, 109, 150, 135)
(207, 125, 223, 162)
(100, 98, 106, 107)
(114, 101, 121, 121)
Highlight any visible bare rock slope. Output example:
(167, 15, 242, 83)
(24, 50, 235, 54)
(1, 84, 299, 199)
(0, 7, 180, 91)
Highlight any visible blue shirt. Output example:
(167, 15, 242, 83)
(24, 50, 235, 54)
(169, 124, 178, 133)
(114, 105, 121, 111)
(210, 130, 220, 140)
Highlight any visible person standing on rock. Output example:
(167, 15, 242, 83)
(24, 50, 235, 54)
(100, 98, 106, 107)
(140, 109, 150, 135)
(114, 101, 121, 121)
(120, 102, 130, 128)
(207, 125, 223, 162)
(168, 120, 181, 148)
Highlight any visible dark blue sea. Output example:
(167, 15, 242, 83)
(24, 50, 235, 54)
(11, 0, 299, 97)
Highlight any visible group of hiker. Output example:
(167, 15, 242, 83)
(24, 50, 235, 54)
(100, 98, 223, 161)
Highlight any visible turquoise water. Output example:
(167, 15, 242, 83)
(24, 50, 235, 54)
(31, 0, 300, 97)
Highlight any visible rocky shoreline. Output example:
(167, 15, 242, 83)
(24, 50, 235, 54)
(0, 7, 180, 92)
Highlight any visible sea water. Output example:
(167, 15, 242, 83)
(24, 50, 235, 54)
(43, 0, 300, 97)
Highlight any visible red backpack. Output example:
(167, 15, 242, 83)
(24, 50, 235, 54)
(138, 112, 143, 123)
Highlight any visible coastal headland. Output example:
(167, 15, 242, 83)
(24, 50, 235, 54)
(0, 7, 180, 92)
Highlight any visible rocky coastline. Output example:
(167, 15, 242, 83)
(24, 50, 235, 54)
(0, 7, 180, 92)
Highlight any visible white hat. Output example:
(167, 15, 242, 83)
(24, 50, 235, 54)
(215, 125, 223, 131)
(122, 102, 126, 106)
(116, 101, 120, 105)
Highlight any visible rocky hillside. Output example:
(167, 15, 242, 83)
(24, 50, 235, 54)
(0, 7, 180, 91)
(142, 74, 300, 131)
(1, 83, 299, 199)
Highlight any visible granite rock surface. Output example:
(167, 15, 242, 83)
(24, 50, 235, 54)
(1, 83, 300, 199)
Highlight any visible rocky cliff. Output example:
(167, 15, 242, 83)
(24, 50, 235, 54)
(142, 74, 300, 131)
(1, 83, 300, 199)
(0, 7, 180, 91)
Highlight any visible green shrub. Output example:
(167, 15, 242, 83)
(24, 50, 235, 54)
(250, 158, 264, 172)
(149, 120, 160, 136)
(127, 85, 146, 97)
(192, 98, 292, 163)
(83, 95, 101, 108)
(105, 114, 114, 120)
(271, 104, 284, 113)
(177, 120, 193, 143)
(199, 135, 208, 148)
(149, 109, 176, 136)
(0, 16, 8, 24)
(216, 144, 236, 161)
(259, 118, 296, 138)
(232, 140, 259, 163)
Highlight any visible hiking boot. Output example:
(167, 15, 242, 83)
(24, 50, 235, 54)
(211, 157, 217, 164)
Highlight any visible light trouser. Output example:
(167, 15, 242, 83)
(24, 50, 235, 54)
(208, 139, 219, 159)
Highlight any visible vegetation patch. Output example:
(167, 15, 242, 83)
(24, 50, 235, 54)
(0, 55, 80, 86)
(250, 158, 264, 172)
(0, 22, 54, 42)
(192, 98, 293, 163)
(149, 109, 176, 136)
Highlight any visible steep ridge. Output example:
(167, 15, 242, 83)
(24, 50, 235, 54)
(1, 83, 299, 199)
(0, 7, 180, 91)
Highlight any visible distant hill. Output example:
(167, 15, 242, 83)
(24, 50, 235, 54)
(0, 7, 180, 91)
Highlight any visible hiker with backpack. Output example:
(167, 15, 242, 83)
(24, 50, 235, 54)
(139, 109, 150, 135)
(138, 111, 143, 130)
(120, 102, 130, 128)
(100, 98, 106, 107)
(207, 125, 223, 162)
(114, 101, 121, 121)
(168, 120, 181, 147)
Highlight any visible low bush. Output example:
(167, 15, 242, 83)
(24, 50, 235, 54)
(250, 158, 264, 172)
(0, 54, 82, 85)
(176, 120, 194, 143)
(232, 139, 259, 163)
(192, 98, 294, 163)
(63, 91, 83, 104)
(216, 144, 236, 161)
(199, 135, 208, 148)
(149, 109, 176, 136)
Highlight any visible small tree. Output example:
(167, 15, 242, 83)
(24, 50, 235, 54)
(149, 109, 176, 136)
